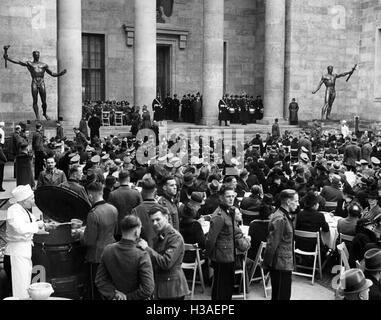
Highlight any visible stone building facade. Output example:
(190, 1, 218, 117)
(0, 0, 380, 125)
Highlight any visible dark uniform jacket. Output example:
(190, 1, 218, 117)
(95, 239, 155, 300)
(37, 168, 67, 188)
(158, 194, 180, 231)
(131, 199, 158, 247)
(263, 207, 295, 271)
(218, 98, 229, 121)
(108, 185, 142, 236)
(84, 200, 118, 263)
(15, 151, 34, 188)
(32, 131, 44, 152)
(365, 273, 381, 301)
(206, 205, 250, 263)
(146, 224, 190, 299)
(344, 143, 361, 167)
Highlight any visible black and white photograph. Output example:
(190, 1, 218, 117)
(1, 0, 381, 314)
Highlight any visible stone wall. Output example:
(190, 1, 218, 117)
(81, 0, 258, 102)
(0, 0, 57, 123)
(357, 0, 381, 122)
(224, 0, 257, 96)
(82, 0, 133, 103)
(285, 0, 361, 121)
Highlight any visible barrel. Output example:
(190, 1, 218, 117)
(32, 241, 88, 300)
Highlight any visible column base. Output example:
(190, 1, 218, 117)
(257, 117, 287, 125)
(200, 118, 219, 126)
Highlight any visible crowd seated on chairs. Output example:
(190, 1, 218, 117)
(82, 100, 134, 126)
(4, 115, 381, 300)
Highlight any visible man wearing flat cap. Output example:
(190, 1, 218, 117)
(364, 248, 381, 300)
(3, 185, 45, 299)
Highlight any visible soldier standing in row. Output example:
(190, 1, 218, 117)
(254, 95, 264, 121)
(218, 94, 230, 127)
(152, 94, 164, 125)
(163, 93, 173, 120)
(172, 94, 180, 122)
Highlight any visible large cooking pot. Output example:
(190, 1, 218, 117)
(34, 186, 91, 245)
(35, 186, 91, 224)
(32, 186, 91, 299)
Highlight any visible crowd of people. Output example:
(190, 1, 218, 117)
(81, 93, 265, 129)
(1, 111, 381, 301)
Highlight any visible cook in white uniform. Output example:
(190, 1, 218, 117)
(3, 185, 44, 299)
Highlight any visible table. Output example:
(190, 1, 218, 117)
(321, 212, 342, 250)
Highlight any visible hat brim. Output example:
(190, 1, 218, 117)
(364, 265, 381, 272)
(339, 279, 373, 295)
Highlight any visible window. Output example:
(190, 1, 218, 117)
(82, 34, 105, 101)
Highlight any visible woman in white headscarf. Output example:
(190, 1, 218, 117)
(3, 185, 44, 299)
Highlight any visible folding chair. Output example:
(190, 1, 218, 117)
(181, 243, 205, 300)
(339, 233, 354, 243)
(249, 241, 271, 298)
(293, 230, 322, 285)
(337, 242, 351, 276)
(102, 111, 110, 126)
(232, 250, 248, 300)
(114, 111, 123, 126)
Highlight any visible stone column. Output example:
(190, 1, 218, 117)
(134, 0, 156, 112)
(263, 0, 286, 122)
(202, 0, 224, 126)
(57, 0, 82, 126)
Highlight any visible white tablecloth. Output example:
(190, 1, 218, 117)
(321, 212, 342, 250)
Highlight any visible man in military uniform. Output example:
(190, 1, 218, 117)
(163, 93, 173, 120)
(158, 176, 180, 231)
(32, 123, 45, 180)
(239, 94, 249, 126)
(254, 95, 264, 121)
(194, 92, 202, 125)
(248, 96, 256, 123)
(138, 205, 189, 300)
(180, 95, 187, 122)
(228, 95, 236, 124)
(172, 94, 180, 122)
(152, 94, 164, 125)
(218, 94, 230, 127)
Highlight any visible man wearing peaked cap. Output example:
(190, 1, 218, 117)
(299, 153, 309, 163)
(101, 153, 110, 161)
(371, 157, 381, 168)
(91, 155, 101, 164)
(301, 146, 309, 154)
(339, 269, 373, 300)
(164, 162, 174, 171)
(70, 154, 80, 164)
(364, 248, 381, 300)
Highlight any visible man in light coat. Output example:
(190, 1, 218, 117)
(3, 185, 44, 298)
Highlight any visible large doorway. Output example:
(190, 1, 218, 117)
(157, 45, 171, 100)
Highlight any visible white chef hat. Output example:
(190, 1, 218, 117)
(11, 185, 34, 203)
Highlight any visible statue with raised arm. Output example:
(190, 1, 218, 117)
(312, 65, 356, 120)
(3, 48, 67, 120)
